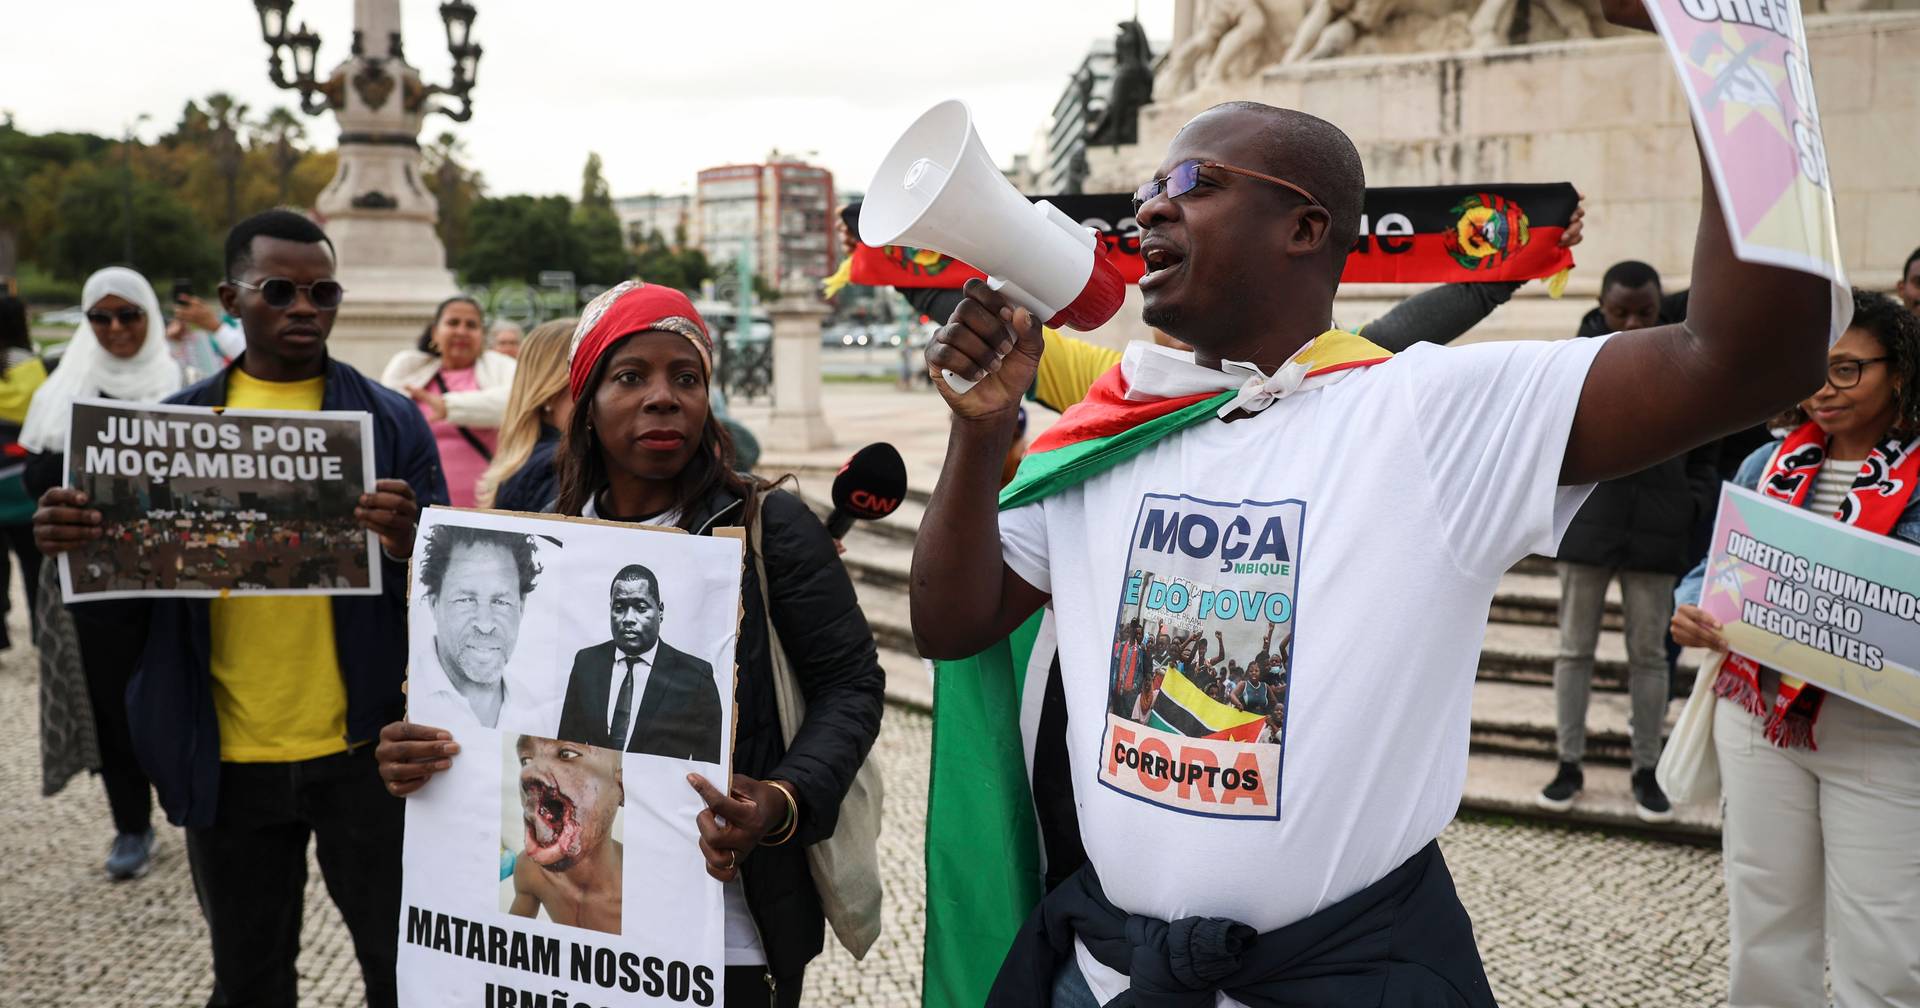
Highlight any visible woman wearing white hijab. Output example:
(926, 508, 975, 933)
(25, 266, 183, 883)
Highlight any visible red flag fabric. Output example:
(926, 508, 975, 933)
(846, 184, 1578, 290)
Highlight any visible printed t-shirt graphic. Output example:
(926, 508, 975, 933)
(1103, 493, 1299, 819)
(993, 336, 1611, 1007)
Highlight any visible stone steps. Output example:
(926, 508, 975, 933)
(1461, 751, 1719, 843)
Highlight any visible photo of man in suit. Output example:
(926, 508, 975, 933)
(556, 564, 721, 762)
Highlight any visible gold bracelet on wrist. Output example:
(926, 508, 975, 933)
(762, 780, 800, 847)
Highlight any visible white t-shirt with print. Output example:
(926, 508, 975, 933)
(997, 337, 1608, 1005)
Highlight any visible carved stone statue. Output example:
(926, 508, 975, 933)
(1086, 20, 1156, 147)
(1160, 0, 1277, 92)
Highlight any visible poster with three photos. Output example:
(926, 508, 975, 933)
(398, 506, 742, 1008)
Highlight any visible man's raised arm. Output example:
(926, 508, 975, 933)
(1561, 6, 1831, 485)
(911, 279, 1051, 661)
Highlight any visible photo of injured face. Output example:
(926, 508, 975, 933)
(502, 734, 625, 935)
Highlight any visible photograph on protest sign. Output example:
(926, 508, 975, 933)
(1100, 492, 1296, 819)
(1699, 483, 1920, 729)
(58, 397, 377, 601)
(399, 506, 742, 1007)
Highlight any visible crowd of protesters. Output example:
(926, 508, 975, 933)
(9, 103, 1919, 1008)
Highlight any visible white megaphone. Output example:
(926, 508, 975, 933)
(861, 100, 1125, 394)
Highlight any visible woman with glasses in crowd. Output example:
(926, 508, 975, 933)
(22, 267, 184, 882)
(377, 281, 884, 1007)
(1671, 289, 1920, 1006)
(381, 295, 516, 506)
(475, 317, 574, 511)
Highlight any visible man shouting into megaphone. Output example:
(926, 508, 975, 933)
(911, 29, 1831, 1008)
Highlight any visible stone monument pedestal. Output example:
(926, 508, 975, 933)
(304, 0, 460, 375)
(1074, 11, 1918, 350)
(764, 281, 836, 452)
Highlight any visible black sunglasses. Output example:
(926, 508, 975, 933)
(86, 307, 146, 327)
(1133, 159, 1323, 215)
(228, 277, 345, 310)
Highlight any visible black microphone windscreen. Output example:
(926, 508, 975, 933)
(830, 443, 907, 521)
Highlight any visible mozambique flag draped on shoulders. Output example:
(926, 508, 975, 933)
(923, 330, 1393, 1007)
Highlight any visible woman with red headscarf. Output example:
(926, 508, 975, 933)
(376, 282, 885, 1006)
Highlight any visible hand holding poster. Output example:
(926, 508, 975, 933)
(1641, 0, 1851, 339)
(1699, 484, 1920, 728)
(397, 507, 742, 1007)
(59, 397, 377, 600)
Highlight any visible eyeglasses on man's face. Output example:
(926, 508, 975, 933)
(228, 277, 345, 311)
(1132, 159, 1322, 215)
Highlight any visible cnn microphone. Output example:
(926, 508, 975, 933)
(827, 443, 908, 539)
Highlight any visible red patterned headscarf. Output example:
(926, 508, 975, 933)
(567, 280, 713, 401)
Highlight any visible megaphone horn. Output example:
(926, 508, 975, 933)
(861, 100, 1125, 394)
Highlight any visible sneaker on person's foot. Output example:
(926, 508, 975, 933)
(106, 829, 154, 880)
(1535, 761, 1582, 812)
(1632, 769, 1675, 824)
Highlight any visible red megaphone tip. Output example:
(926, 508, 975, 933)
(1044, 247, 1126, 332)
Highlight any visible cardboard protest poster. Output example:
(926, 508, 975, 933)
(1100, 493, 1294, 818)
(398, 506, 743, 1008)
(1643, 0, 1851, 338)
(1700, 484, 1920, 728)
(59, 397, 377, 601)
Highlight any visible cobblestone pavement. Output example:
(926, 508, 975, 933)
(2, 630, 1729, 1006)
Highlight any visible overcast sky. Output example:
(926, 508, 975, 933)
(5, 0, 1175, 199)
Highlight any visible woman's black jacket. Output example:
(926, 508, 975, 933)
(675, 481, 885, 979)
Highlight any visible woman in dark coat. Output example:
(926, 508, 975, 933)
(378, 281, 884, 1007)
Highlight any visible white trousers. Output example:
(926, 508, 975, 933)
(1716, 695, 1920, 1007)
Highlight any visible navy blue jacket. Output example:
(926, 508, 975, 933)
(126, 356, 448, 827)
(494, 425, 559, 513)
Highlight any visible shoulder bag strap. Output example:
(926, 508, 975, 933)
(746, 482, 807, 745)
(433, 371, 494, 462)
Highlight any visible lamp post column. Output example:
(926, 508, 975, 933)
(252, 0, 481, 374)
(765, 276, 835, 452)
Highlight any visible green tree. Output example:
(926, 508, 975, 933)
(254, 107, 307, 204)
(202, 93, 252, 228)
(632, 226, 713, 295)
(460, 194, 576, 284)
(42, 161, 218, 284)
(578, 152, 612, 212)
(424, 131, 484, 268)
(569, 153, 630, 285)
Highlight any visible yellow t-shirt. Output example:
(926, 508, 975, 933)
(209, 369, 349, 762)
(1033, 329, 1122, 415)
(0, 357, 49, 425)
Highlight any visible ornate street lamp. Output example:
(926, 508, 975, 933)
(254, 0, 291, 46)
(245, 0, 476, 368)
(252, 0, 481, 122)
(440, 1, 476, 51)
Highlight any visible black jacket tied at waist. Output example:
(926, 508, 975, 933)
(989, 839, 1496, 1008)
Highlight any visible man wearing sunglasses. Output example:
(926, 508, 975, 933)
(913, 47, 1832, 1008)
(32, 208, 450, 1007)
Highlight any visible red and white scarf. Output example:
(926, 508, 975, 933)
(1714, 421, 1920, 748)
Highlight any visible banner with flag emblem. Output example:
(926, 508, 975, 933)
(843, 183, 1578, 294)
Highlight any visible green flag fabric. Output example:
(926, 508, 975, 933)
(922, 391, 1232, 1008)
